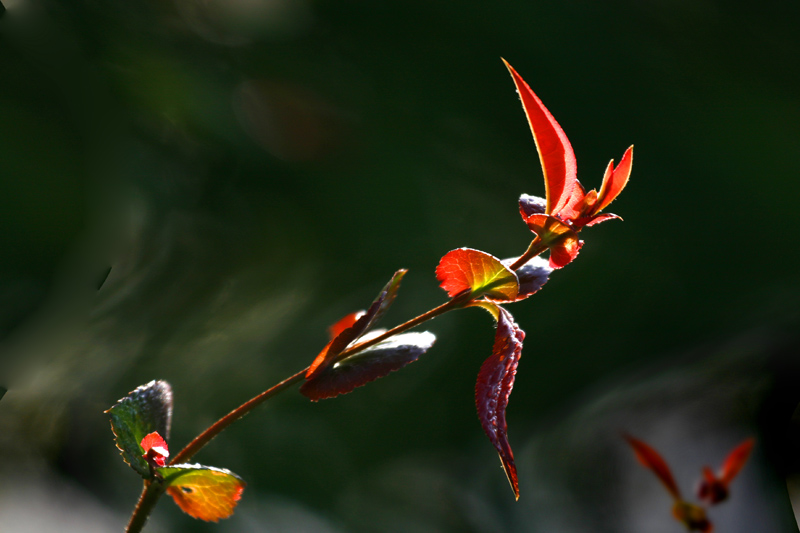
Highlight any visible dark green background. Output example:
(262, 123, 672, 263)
(1, 1, 799, 531)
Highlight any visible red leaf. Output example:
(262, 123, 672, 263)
(624, 434, 682, 500)
(300, 331, 436, 400)
(436, 248, 519, 301)
(595, 145, 633, 214)
(141, 431, 169, 468)
(328, 311, 364, 340)
(503, 59, 577, 216)
(720, 437, 754, 485)
(306, 270, 406, 379)
(523, 214, 582, 269)
(476, 305, 525, 499)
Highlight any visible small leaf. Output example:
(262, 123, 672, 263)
(106, 380, 173, 477)
(623, 434, 682, 500)
(307, 270, 407, 379)
(720, 437, 754, 485)
(501, 256, 552, 300)
(518, 194, 547, 219)
(141, 431, 170, 469)
(595, 145, 633, 214)
(300, 331, 436, 401)
(160, 464, 245, 522)
(503, 59, 577, 216)
(436, 248, 519, 301)
(475, 305, 525, 500)
(523, 214, 582, 269)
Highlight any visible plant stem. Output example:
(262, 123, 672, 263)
(508, 237, 547, 270)
(169, 368, 308, 465)
(126, 481, 166, 533)
(126, 248, 542, 529)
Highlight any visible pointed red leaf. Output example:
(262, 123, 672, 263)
(503, 59, 577, 216)
(523, 214, 582, 269)
(476, 305, 525, 499)
(306, 270, 406, 379)
(300, 331, 436, 400)
(328, 311, 364, 340)
(624, 434, 682, 500)
(436, 248, 519, 301)
(720, 437, 754, 485)
(595, 145, 633, 214)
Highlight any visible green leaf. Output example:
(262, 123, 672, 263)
(159, 464, 245, 522)
(106, 380, 173, 477)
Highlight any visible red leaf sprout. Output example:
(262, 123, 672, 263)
(141, 431, 169, 469)
(696, 437, 755, 505)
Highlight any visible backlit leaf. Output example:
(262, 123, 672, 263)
(306, 270, 407, 379)
(503, 59, 577, 216)
(523, 214, 582, 269)
(106, 380, 173, 477)
(436, 248, 519, 301)
(141, 431, 169, 469)
(624, 434, 682, 500)
(160, 464, 245, 522)
(595, 145, 634, 214)
(300, 331, 436, 400)
(475, 305, 524, 500)
(720, 437, 754, 485)
(501, 255, 552, 300)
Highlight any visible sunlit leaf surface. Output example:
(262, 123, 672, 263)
(160, 464, 245, 522)
(436, 248, 518, 301)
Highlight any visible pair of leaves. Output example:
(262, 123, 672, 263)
(504, 60, 633, 268)
(300, 269, 437, 401)
(624, 434, 755, 532)
(107, 381, 245, 522)
(436, 248, 551, 499)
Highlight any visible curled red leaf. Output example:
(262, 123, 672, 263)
(623, 434, 682, 501)
(141, 431, 169, 468)
(475, 305, 525, 499)
(523, 214, 582, 269)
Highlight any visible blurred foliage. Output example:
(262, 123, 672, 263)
(1, 0, 799, 531)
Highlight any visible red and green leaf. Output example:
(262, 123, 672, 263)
(503, 59, 577, 216)
(523, 214, 582, 269)
(624, 434, 682, 500)
(436, 248, 519, 301)
(720, 437, 754, 485)
(160, 464, 245, 522)
(306, 270, 407, 379)
(106, 380, 174, 478)
(475, 304, 525, 499)
(300, 331, 436, 401)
